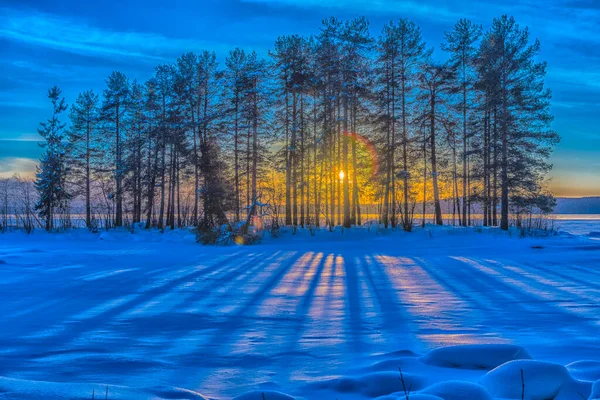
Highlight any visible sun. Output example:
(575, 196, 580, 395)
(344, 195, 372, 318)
(339, 170, 345, 180)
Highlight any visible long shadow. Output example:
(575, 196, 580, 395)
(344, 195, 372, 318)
(480, 258, 600, 318)
(362, 254, 412, 337)
(261, 252, 329, 382)
(516, 259, 600, 292)
(0, 256, 185, 341)
(117, 251, 284, 355)
(342, 255, 365, 355)
(176, 250, 284, 311)
(473, 256, 591, 304)
(563, 260, 600, 278)
(521, 262, 600, 290)
(192, 250, 304, 346)
(23, 251, 248, 352)
(175, 251, 308, 388)
(414, 256, 533, 331)
(454, 256, 599, 334)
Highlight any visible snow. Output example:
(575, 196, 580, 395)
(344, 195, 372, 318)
(567, 360, 600, 381)
(0, 376, 208, 399)
(307, 371, 427, 398)
(420, 344, 532, 370)
(420, 381, 493, 400)
(592, 380, 600, 400)
(233, 390, 295, 400)
(479, 360, 592, 400)
(0, 219, 599, 399)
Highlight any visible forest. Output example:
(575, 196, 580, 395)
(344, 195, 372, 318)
(0, 15, 559, 239)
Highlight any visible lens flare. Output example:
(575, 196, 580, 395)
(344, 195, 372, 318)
(343, 132, 379, 178)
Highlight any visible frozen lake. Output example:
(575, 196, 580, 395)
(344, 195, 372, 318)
(0, 222, 599, 399)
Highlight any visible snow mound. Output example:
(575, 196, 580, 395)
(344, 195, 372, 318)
(232, 390, 295, 400)
(566, 360, 600, 382)
(0, 376, 208, 400)
(479, 360, 592, 400)
(362, 356, 423, 373)
(420, 344, 532, 370)
(310, 371, 426, 398)
(419, 380, 492, 400)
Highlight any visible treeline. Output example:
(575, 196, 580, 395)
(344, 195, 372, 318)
(27, 14, 558, 234)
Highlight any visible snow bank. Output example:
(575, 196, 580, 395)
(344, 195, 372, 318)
(419, 380, 493, 400)
(479, 360, 592, 400)
(232, 390, 295, 400)
(420, 344, 532, 370)
(566, 360, 600, 382)
(309, 371, 426, 398)
(0, 376, 208, 400)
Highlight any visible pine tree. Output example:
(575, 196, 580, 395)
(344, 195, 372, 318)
(224, 49, 248, 222)
(417, 62, 455, 226)
(442, 19, 481, 226)
(377, 19, 430, 230)
(479, 15, 558, 230)
(102, 71, 130, 227)
(339, 17, 372, 227)
(68, 90, 100, 228)
(35, 86, 70, 231)
(125, 80, 146, 224)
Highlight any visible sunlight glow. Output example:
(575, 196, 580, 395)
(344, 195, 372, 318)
(339, 171, 345, 180)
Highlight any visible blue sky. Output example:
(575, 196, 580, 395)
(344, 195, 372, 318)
(0, 0, 599, 196)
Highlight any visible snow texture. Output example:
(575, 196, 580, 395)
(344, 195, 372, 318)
(420, 344, 532, 370)
(233, 390, 295, 400)
(0, 376, 208, 399)
(479, 360, 592, 400)
(0, 221, 599, 399)
(419, 380, 493, 400)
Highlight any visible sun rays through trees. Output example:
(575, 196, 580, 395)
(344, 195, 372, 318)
(27, 15, 557, 234)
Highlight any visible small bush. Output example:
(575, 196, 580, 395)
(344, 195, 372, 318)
(195, 223, 261, 245)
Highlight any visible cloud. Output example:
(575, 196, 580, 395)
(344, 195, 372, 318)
(240, 0, 465, 20)
(0, 157, 37, 179)
(0, 7, 230, 63)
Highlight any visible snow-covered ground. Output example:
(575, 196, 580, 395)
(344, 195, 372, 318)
(0, 219, 599, 399)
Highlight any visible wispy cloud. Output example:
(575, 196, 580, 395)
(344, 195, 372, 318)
(0, 157, 37, 179)
(0, 7, 229, 62)
(547, 68, 600, 90)
(241, 0, 465, 20)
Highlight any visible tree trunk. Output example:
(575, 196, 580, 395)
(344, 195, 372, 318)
(115, 101, 122, 227)
(500, 84, 509, 230)
(85, 119, 91, 227)
(430, 95, 443, 226)
(342, 95, 351, 228)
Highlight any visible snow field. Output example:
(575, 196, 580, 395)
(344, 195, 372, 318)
(0, 224, 599, 399)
